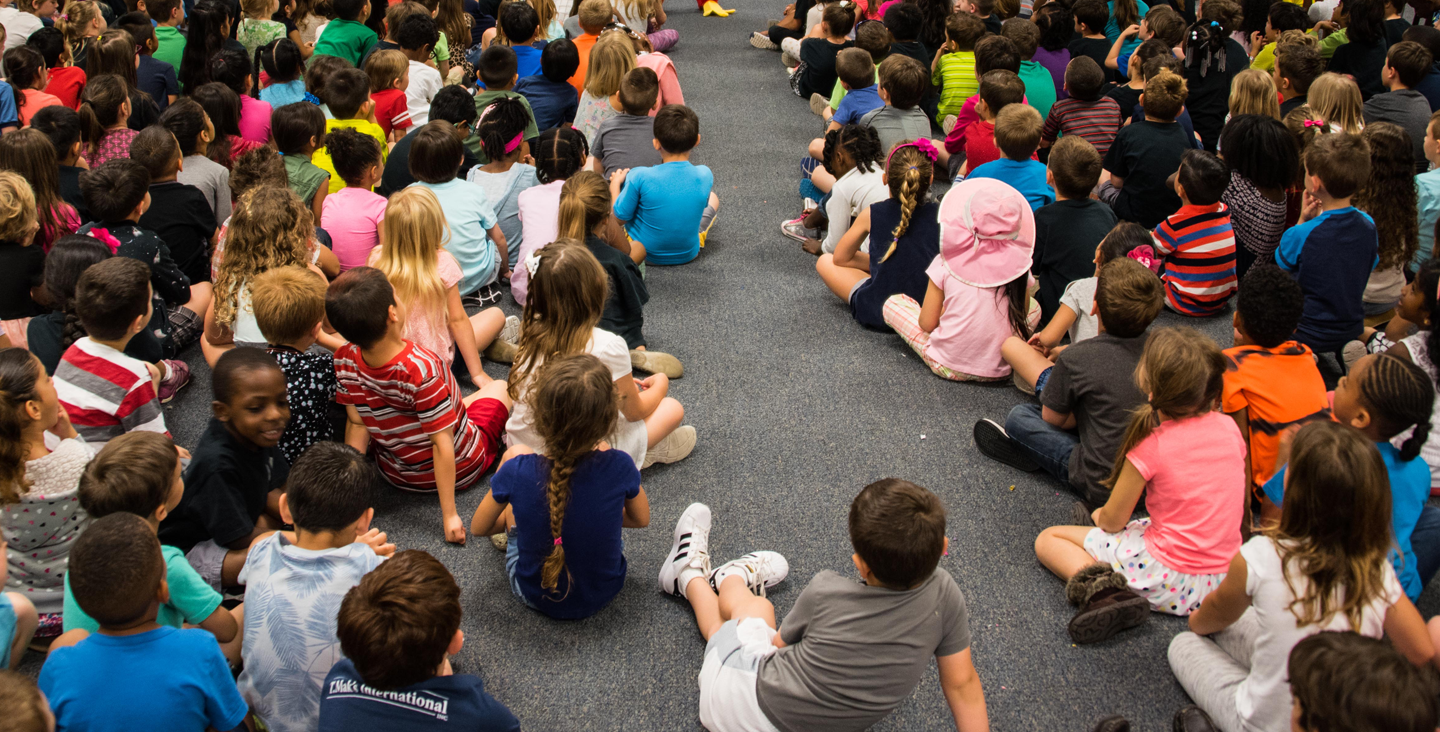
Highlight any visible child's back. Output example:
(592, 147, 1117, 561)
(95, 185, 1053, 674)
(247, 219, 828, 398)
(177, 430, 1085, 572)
(516, 37, 581, 131)
(1102, 70, 1189, 227)
(931, 12, 985, 122)
(312, 0, 379, 65)
(592, 68, 663, 178)
(1151, 150, 1237, 316)
(967, 105, 1055, 210)
(1032, 136, 1116, 320)
(612, 105, 714, 265)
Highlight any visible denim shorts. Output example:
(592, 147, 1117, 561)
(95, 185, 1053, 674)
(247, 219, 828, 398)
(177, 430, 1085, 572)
(1035, 366, 1053, 395)
(504, 529, 541, 611)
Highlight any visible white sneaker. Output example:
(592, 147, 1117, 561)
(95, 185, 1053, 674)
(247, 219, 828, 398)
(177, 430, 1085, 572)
(658, 503, 712, 598)
(709, 551, 790, 597)
(942, 115, 958, 134)
(750, 31, 778, 50)
(484, 315, 521, 363)
(641, 425, 696, 469)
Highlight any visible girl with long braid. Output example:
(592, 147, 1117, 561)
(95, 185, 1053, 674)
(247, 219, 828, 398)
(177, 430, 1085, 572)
(470, 353, 651, 619)
(815, 140, 941, 331)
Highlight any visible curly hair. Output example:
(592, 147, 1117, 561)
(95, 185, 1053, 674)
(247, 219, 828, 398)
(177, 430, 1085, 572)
(1355, 122, 1418, 272)
(912, 0, 951, 52)
(821, 124, 883, 178)
(477, 95, 533, 161)
(213, 187, 313, 329)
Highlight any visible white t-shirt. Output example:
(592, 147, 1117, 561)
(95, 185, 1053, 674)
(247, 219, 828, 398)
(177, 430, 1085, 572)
(822, 166, 888, 255)
(1059, 277, 1099, 344)
(1396, 333, 1440, 486)
(1234, 536, 1402, 732)
(405, 60, 443, 127)
(0, 8, 41, 50)
(505, 328, 648, 467)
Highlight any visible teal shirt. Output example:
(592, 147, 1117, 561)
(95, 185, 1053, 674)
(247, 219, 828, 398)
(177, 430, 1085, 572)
(1018, 60, 1058, 122)
(153, 25, 186, 82)
(63, 545, 223, 633)
(312, 18, 378, 66)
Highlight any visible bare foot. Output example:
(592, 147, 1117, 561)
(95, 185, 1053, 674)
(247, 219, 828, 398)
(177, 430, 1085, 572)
(802, 238, 823, 256)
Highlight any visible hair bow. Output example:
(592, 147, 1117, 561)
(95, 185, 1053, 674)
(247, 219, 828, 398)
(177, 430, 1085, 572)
(1127, 244, 1161, 274)
(85, 227, 121, 254)
(885, 138, 939, 169)
(1302, 119, 1324, 129)
(525, 251, 543, 277)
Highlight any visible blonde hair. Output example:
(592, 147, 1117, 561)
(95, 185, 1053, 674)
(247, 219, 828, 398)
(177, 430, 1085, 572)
(241, 0, 277, 18)
(56, 1, 102, 48)
(584, 30, 637, 98)
(250, 265, 327, 344)
(214, 187, 313, 328)
(615, 0, 650, 24)
(1308, 72, 1364, 135)
(372, 187, 450, 336)
(531, 0, 557, 37)
(364, 49, 408, 92)
(880, 145, 933, 263)
(557, 170, 610, 242)
(507, 239, 609, 402)
(1228, 68, 1281, 120)
(0, 171, 37, 243)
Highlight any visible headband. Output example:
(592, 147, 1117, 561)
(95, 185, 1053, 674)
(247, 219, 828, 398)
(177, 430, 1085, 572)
(477, 101, 525, 155)
(1126, 244, 1161, 274)
(885, 138, 939, 169)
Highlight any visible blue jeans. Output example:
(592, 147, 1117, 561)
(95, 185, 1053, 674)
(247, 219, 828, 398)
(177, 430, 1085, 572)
(1005, 402, 1078, 488)
(1410, 504, 1440, 590)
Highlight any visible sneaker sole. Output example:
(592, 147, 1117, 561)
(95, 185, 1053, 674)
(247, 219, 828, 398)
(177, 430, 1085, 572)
(973, 419, 1040, 472)
(658, 504, 710, 596)
(1067, 594, 1150, 644)
(750, 33, 777, 50)
(809, 93, 829, 116)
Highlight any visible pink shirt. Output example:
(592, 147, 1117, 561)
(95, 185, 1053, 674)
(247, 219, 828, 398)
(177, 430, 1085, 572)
(1126, 410, 1247, 575)
(923, 257, 1028, 378)
(369, 247, 463, 368)
(636, 52, 684, 115)
(322, 187, 388, 271)
(19, 88, 62, 126)
(237, 94, 273, 144)
(511, 179, 565, 305)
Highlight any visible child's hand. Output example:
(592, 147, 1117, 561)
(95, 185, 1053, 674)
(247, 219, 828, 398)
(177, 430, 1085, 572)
(941, 40, 956, 54)
(1314, 20, 1337, 34)
(357, 527, 396, 556)
(1299, 191, 1323, 222)
(1120, 23, 1140, 38)
(521, 153, 536, 166)
(176, 445, 191, 461)
(51, 404, 78, 440)
(444, 514, 467, 545)
(1249, 30, 1265, 53)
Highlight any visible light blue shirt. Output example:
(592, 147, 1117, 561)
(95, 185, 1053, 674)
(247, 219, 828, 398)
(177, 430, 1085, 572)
(966, 158, 1055, 210)
(467, 163, 540, 269)
(613, 161, 714, 265)
(260, 79, 309, 109)
(411, 178, 501, 294)
(1417, 168, 1440, 268)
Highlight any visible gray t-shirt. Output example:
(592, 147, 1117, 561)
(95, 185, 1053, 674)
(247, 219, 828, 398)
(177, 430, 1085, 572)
(592, 113, 662, 179)
(1040, 331, 1149, 505)
(756, 569, 971, 732)
(176, 154, 233, 224)
(858, 106, 932, 160)
(1059, 276, 1099, 344)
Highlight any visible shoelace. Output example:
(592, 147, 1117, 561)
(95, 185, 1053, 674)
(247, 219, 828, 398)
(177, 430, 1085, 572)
(718, 556, 771, 597)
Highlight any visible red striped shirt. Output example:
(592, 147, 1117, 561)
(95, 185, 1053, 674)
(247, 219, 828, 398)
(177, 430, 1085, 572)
(1041, 97, 1123, 158)
(1152, 203, 1238, 316)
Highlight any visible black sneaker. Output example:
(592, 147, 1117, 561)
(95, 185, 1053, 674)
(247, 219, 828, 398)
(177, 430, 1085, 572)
(1093, 717, 1131, 732)
(461, 282, 505, 310)
(973, 419, 1040, 472)
(1172, 706, 1219, 732)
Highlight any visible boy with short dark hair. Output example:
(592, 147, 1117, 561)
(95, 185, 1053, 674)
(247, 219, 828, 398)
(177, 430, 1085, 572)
(886, 2, 929, 67)
(40, 514, 249, 732)
(821, 22, 889, 119)
(312, 67, 389, 194)
(470, 44, 541, 164)
(1289, 631, 1439, 732)
(516, 37, 581, 131)
(1032, 135, 1116, 321)
(612, 104, 718, 265)
(826, 47, 883, 128)
(1275, 133, 1379, 353)
(1040, 56, 1122, 157)
(147, 0, 186, 72)
(238, 442, 394, 732)
(328, 267, 513, 543)
(932, 10, 985, 124)
(1274, 40, 1324, 116)
(942, 35, 1020, 165)
(397, 13, 442, 127)
(319, 550, 521, 730)
(29, 105, 87, 221)
(592, 66, 662, 178)
(976, 257, 1164, 508)
(960, 68, 1025, 174)
(1151, 149, 1237, 316)
(569, 0, 613, 95)
(381, 85, 481, 195)
(859, 54, 934, 159)
(498, 1, 544, 78)
(252, 266, 340, 465)
(313, 0, 380, 65)
(1363, 40, 1434, 172)
(1099, 68, 1190, 227)
(658, 480, 988, 732)
(1067, 0, 1111, 76)
(967, 104, 1055, 210)
(1249, 1, 1309, 72)
(131, 125, 219, 292)
(1002, 18, 1057, 121)
(28, 27, 82, 109)
(118, 11, 178, 112)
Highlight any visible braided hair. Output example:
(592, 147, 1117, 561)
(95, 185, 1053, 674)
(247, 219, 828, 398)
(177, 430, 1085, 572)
(879, 144, 933, 263)
(0, 348, 44, 504)
(821, 124, 883, 180)
(43, 234, 113, 353)
(1416, 259, 1440, 374)
(1356, 353, 1435, 462)
(530, 353, 618, 598)
(1184, 19, 1228, 77)
(477, 96, 533, 162)
(532, 126, 590, 185)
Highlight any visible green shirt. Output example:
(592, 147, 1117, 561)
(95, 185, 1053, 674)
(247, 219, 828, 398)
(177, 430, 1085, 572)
(284, 153, 329, 206)
(62, 545, 223, 633)
(153, 25, 186, 81)
(312, 18, 378, 66)
(932, 50, 977, 123)
(1017, 60, 1057, 122)
(468, 90, 539, 163)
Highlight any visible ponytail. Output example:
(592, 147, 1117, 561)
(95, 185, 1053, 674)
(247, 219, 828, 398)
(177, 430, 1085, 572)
(0, 348, 43, 505)
(1184, 20, 1228, 77)
(3, 46, 45, 112)
(1113, 0, 1139, 33)
(533, 127, 590, 184)
(78, 74, 129, 156)
(557, 171, 610, 243)
(257, 38, 303, 87)
(1001, 272, 1031, 342)
(476, 96, 533, 162)
(881, 145, 933, 263)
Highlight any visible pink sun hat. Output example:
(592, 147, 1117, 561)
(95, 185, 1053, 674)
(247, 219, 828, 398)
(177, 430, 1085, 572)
(937, 178, 1036, 288)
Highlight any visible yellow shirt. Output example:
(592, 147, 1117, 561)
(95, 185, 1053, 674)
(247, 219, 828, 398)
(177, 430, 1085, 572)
(311, 118, 388, 195)
(1251, 41, 1277, 71)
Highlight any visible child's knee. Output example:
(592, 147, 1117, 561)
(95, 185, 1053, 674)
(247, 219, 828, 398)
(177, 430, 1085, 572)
(807, 138, 824, 159)
(662, 396, 684, 420)
(4, 593, 35, 626)
(479, 378, 513, 407)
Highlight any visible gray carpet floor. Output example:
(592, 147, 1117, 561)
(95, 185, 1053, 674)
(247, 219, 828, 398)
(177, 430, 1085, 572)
(18, 5, 1440, 730)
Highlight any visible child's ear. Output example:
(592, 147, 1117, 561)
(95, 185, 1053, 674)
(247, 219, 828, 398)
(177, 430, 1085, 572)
(156, 576, 171, 605)
(1349, 405, 1373, 431)
(447, 628, 465, 655)
(212, 399, 233, 423)
(652, 137, 661, 151)
(360, 99, 375, 118)
(355, 506, 374, 533)
(278, 493, 294, 525)
(1045, 167, 1054, 186)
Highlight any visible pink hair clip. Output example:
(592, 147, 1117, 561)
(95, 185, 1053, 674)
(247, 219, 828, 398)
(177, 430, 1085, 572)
(885, 138, 939, 169)
(1127, 244, 1161, 274)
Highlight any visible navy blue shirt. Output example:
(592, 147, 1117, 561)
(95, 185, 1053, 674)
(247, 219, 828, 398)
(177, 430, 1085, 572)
(1274, 206, 1378, 351)
(490, 450, 641, 620)
(515, 74, 579, 132)
(137, 54, 179, 112)
(850, 199, 940, 329)
(1415, 64, 1440, 112)
(319, 659, 520, 732)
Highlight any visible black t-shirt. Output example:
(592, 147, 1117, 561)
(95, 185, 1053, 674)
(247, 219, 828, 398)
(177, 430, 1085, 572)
(1105, 83, 1141, 125)
(1032, 198, 1117, 322)
(27, 311, 163, 375)
(319, 660, 520, 732)
(585, 234, 649, 349)
(138, 182, 217, 284)
(981, 14, 1002, 35)
(1183, 38, 1248, 150)
(0, 242, 45, 320)
(126, 88, 160, 132)
(1330, 36, 1390, 100)
(890, 40, 931, 69)
(159, 417, 290, 552)
(378, 127, 479, 196)
(58, 165, 88, 224)
(1069, 37, 1112, 82)
(1385, 17, 1410, 48)
(799, 38, 854, 99)
(1103, 119, 1188, 228)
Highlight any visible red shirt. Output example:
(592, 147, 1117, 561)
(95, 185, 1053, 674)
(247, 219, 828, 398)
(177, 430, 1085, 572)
(370, 88, 411, 139)
(44, 66, 85, 109)
(334, 340, 492, 490)
(963, 120, 1001, 174)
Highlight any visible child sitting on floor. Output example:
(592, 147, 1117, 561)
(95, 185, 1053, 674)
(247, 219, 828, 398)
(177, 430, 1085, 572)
(942, 35, 1020, 176)
(312, 67, 388, 195)
(959, 69, 1026, 176)
(130, 126, 219, 311)
(318, 550, 520, 730)
(883, 178, 1039, 382)
(1039, 56, 1121, 157)
(1099, 67, 1191, 228)
(471, 354, 650, 618)
(612, 104, 718, 265)
(158, 348, 290, 590)
(250, 266, 340, 466)
(858, 55, 934, 162)
(591, 67, 662, 178)
(931, 10, 985, 124)
(657, 479, 988, 732)
(157, 99, 233, 224)
(328, 267, 513, 544)
(40, 514, 249, 732)
(238, 442, 393, 732)
(409, 121, 512, 306)
(796, 1, 858, 101)
(1172, 421, 1436, 732)
(1035, 326, 1246, 643)
(272, 100, 330, 224)
(1152, 149, 1237, 317)
(320, 128, 388, 272)
(793, 124, 886, 256)
(78, 76, 135, 165)
(468, 96, 541, 274)
(365, 49, 413, 142)
(516, 37, 581, 131)
(824, 48, 883, 127)
(513, 127, 590, 306)
(966, 105, 1055, 210)
(1032, 136, 1116, 322)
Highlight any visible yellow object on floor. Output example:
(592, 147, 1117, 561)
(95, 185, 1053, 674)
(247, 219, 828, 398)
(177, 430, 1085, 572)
(702, 1, 735, 16)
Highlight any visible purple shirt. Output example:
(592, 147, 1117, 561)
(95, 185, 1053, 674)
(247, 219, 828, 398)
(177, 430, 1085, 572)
(1032, 47, 1070, 101)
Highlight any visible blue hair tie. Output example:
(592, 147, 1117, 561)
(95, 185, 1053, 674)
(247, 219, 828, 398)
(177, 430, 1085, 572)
(1210, 20, 1219, 27)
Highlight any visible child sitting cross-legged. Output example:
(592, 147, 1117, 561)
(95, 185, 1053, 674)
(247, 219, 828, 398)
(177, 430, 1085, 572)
(471, 354, 651, 618)
(515, 37, 580, 132)
(816, 140, 941, 331)
(238, 442, 395, 732)
(1039, 56, 1122, 158)
(931, 10, 985, 125)
(312, 0, 378, 65)
(249, 266, 341, 466)
(656, 480, 989, 732)
(1032, 136, 1116, 323)
(1171, 421, 1436, 732)
(942, 35, 1019, 175)
(157, 98, 233, 225)
(818, 20, 887, 121)
(467, 96, 541, 276)
(975, 257, 1164, 508)
(611, 104, 718, 266)
(328, 267, 513, 544)
(965, 104, 1055, 210)
(819, 47, 881, 128)
(39, 514, 249, 732)
(790, 123, 886, 257)
(591, 67, 662, 179)
(882, 178, 1040, 382)
(130, 125, 219, 318)
(365, 49, 413, 142)
(56, 432, 240, 660)
(1034, 327, 1247, 643)
(271, 100, 330, 225)
(157, 348, 291, 591)
(1099, 67, 1191, 228)
(794, 1, 858, 102)
(317, 550, 520, 730)
(1151, 149, 1237, 317)
(320, 128, 388, 273)
(512, 127, 590, 306)
(858, 55, 936, 162)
